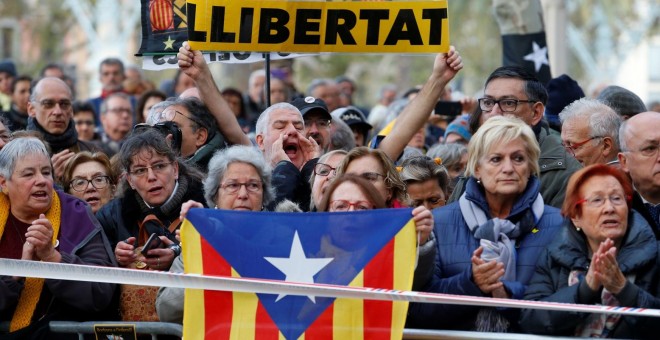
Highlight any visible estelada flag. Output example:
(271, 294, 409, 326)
(138, 0, 188, 55)
(181, 208, 417, 340)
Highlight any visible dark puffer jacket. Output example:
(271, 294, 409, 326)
(407, 177, 564, 331)
(520, 211, 660, 338)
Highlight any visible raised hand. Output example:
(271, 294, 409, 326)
(26, 214, 60, 262)
(298, 131, 321, 167)
(411, 205, 433, 245)
(51, 149, 74, 183)
(177, 41, 209, 81)
(432, 45, 463, 83)
(594, 240, 626, 294)
(180, 199, 204, 220)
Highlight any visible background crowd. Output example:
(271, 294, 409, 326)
(0, 40, 660, 339)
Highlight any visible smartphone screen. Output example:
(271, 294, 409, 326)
(142, 233, 162, 255)
(434, 101, 463, 117)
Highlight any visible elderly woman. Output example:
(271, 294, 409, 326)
(0, 137, 116, 338)
(520, 164, 660, 338)
(96, 129, 206, 271)
(426, 142, 468, 196)
(309, 149, 347, 211)
(399, 155, 449, 210)
(407, 116, 564, 332)
(156, 145, 274, 323)
(62, 151, 116, 214)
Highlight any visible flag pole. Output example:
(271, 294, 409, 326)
(264, 53, 271, 107)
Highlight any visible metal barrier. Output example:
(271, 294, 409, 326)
(0, 322, 580, 340)
(48, 321, 182, 340)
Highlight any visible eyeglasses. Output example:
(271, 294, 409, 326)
(39, 99, 72, 110)
(159, 109, 197, 125)
(220, 180, 263, 194)
(411, 197, 447, 208)
(330, 200, 374, 211)
(576, 194, 629, 208)
(107, 108, 132, 115)
(357, 172, 386, 182)
(70, 175, 111, 192)
(478, 98, 536, 112)
(562, 136, 602, 156)
(625, 142, 660, 158)
(314, 163, 337, 177)
(129, 162, 173, 177)
(304, 118, 331, 129)
(75, 120, 95, 126)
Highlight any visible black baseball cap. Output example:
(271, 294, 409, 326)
(290, 96, 331, 120)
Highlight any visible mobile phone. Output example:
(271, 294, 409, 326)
(142, 233, 163, 256)
(434, 101, 463, 117)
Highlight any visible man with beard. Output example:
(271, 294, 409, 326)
(255, 102, 320, 211)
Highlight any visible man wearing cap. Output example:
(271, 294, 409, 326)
(597, 85, 647, 120)
(618, 111, 660, 238)
(291, 96, 333, 152)
(0, 60, 17, 112)
(443, 115, 472, 144)
(332, 106, 372, 147)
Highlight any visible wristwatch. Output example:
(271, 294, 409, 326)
(168, 243, 182, 257)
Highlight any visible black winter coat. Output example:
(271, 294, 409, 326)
(520, 211, 660, 338)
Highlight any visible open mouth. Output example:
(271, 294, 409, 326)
(86, 196, 100, 205)
(32, 191, 49, 199)
(601, 219, 620, 227)
(284, 142, 299, 158)
(148, 186, 163, 194)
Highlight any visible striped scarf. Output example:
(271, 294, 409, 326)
(0, 191, 61, 332)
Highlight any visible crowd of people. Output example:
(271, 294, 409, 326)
(0, 40, 659, 339)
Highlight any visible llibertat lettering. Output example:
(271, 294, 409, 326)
(187, 0, 450, 54)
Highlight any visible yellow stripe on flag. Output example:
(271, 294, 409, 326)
(182, 220, 206, 340)
(333, 271, 364, 339)
(229, 267, 260, 340)
(391, 219, 417, 340)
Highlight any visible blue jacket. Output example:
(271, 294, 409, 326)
(520, 211, 660, 338)
(407, 177, 564, 331)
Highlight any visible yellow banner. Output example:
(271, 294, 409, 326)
(187, 0, 449, 54)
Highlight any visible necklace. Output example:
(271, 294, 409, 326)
(9, 215, 26, 244)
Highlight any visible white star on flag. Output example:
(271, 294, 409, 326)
(523, 41, 549, 73)
(265, 231, 334, 303)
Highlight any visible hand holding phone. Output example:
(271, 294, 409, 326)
(141, 233, 163, 256)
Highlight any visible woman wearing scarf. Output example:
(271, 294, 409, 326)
(407, 116, 563, 332)
(520, 164, 660, 338)
(0, 137, 116, 339)
(156, 145, 275, 324)
(97, 129, 206, 271)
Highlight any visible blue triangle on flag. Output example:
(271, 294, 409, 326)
(186, 208, 412, 340)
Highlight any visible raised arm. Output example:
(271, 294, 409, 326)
(177, 42, 251, 146)
(378, 46, 463, 160)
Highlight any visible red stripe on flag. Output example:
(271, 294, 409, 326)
(305, 303, 333, 340)
(363, 239, 394, 338)
(255, 301, 279, 340)
(201, 238, 233, 339)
